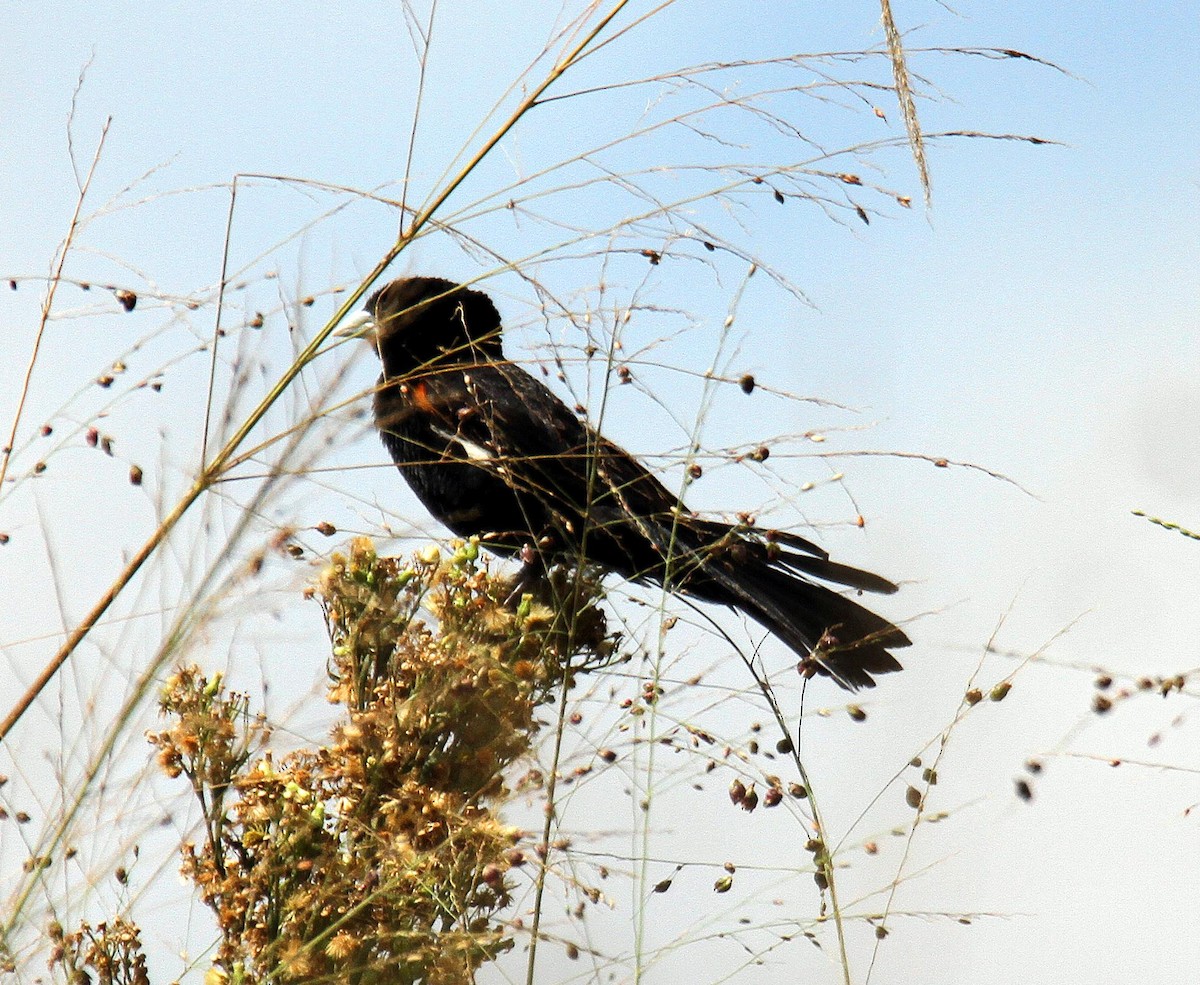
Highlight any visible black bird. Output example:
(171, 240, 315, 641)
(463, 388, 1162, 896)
(340, 276, 910, 689)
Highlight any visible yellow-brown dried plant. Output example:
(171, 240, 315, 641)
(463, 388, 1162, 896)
(47, 917, 150, 985)
(148, 536, 614, 985)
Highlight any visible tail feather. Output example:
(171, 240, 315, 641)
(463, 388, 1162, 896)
(690, 519, 899, 595)
(775, 552, 900, 596)
(603, 513, 909, 690)
(696, 553, 910, 691)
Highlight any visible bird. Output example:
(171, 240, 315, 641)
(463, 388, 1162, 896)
(338, 276, 910, 689)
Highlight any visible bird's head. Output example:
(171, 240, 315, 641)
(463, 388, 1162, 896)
(336, 276, 504, 372)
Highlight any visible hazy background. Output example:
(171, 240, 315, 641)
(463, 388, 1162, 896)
(1, 3, 1197, 983)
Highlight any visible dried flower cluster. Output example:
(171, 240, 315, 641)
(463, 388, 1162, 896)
(47, 918, 149, 985)
(147, 537, 614, 984)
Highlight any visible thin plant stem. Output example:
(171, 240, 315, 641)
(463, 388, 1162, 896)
(756, 678, 854, 985)
(0, 118, 111, 492)
(524, 658, 574, 985)
(200, 175, 241, 465)
(399, 0, 438, 228)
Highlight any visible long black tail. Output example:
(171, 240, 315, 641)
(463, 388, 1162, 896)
(683, 527, 910, 690)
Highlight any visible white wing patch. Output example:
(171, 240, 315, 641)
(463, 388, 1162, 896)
(430, 423, 496, 464)
(426, 371, 505, 470)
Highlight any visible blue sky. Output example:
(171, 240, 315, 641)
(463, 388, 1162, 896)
(1, 3, 1198, 983)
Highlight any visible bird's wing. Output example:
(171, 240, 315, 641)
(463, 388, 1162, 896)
(417, 360, 887, 597)
(418, 361, 689, 569)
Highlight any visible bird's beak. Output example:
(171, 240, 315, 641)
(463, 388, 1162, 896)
(333, 309, 377, 341)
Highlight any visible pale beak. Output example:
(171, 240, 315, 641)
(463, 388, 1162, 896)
(333, 309, 376, 340)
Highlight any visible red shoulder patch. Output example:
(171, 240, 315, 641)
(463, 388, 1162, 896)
(411, 381, 436, 413)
